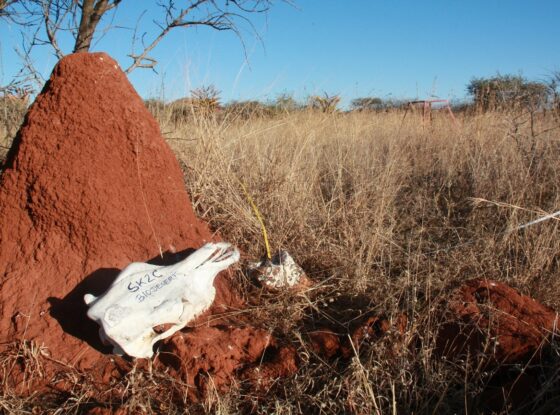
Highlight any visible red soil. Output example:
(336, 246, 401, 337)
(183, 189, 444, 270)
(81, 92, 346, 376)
(159, 326, 273, 396)
(0, 52, 290, 397)
(341, 314, 408, 358)
(308, 329, 342, 359)
(305, 314, 408, 360)
(436, 278, 558, 365)
(240, 344, 299, 392)
(436, 278, 559, 412)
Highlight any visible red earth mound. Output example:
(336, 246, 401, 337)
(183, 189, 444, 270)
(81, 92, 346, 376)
(436, 278, 559, 412)
(0, 52, 285, 396)
(305, 314, 408, 360)
(308, 329, 341, 359)
(436, 278, 558, 365)
(158, 325, 297, 397)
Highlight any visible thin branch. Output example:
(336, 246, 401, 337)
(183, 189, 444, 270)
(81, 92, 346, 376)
(125, 24, 172, 73)
(0, 0, 21, 22)
(13, 26, 46, 90)
(125, 0, 276, 74)
(91, 4, 125, 49)
(42, 1, 67, 59)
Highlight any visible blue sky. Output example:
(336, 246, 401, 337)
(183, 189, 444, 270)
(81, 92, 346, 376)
(1, 1, 559, 107)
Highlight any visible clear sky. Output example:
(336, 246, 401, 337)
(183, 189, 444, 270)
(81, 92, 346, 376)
(1, 1, 559, 107)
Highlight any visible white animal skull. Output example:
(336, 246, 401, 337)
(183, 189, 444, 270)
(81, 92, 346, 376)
(84, 242, 239, 358)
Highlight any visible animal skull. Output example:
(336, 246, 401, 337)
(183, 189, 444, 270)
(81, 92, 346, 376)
(84, 242, 240, 358)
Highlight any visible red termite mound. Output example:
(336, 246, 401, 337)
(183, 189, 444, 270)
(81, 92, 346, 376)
(0, 52, 293, 395)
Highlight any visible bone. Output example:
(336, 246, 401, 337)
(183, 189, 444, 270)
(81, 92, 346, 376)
(84, 242, 240, 358)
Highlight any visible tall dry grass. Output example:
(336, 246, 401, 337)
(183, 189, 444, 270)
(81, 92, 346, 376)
(0, 96, 27, 162)
(162, 108, 560, 413)
(1, 104, 559, 413)
(167, 110, 560, 300)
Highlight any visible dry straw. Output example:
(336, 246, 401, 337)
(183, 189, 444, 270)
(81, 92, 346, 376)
(1, 103, 560, 413)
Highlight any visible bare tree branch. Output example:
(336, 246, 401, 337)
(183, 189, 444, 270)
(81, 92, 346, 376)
(2, 0, 290, 90)
(125, 0, 278, 73)
(41, 0, 73, 59)
(0, 0, 20, 21)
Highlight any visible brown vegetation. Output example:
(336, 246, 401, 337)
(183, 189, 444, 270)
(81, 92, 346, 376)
(164, 106, 560, 413)
(1, 89, 560, 413)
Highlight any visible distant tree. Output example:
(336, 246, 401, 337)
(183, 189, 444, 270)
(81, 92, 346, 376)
(467, 75, 548, 112)
(449, 99, 474, 114)
(273, 92, 300, 112)
(223, 100, 273, 119)
(0, 90, 29, 139)
(143, 98, 166, 118)
(190, 85, 221, 116)
(546, 71, 560, 120)
(350, 97, 383, 112)
(165, 85, 222, 123)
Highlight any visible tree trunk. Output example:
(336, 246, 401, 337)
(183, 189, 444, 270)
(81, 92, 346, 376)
(74, 0, 112, 53)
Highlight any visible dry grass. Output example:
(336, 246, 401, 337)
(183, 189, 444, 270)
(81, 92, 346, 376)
(0, 96, 27, 162)
(165, 108, 560, 414)
(1, 105, 560, 413)
(170, 109, 560, 301)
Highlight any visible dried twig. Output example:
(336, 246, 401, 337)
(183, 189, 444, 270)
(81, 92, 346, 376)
(124, 0, 276, 73)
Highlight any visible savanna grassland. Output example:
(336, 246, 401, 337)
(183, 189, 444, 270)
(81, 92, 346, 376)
(1, 99, 560, 413)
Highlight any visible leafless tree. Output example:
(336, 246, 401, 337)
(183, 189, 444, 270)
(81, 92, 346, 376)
(1, 0, 289, 87)
(125, 1, 283, 73)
